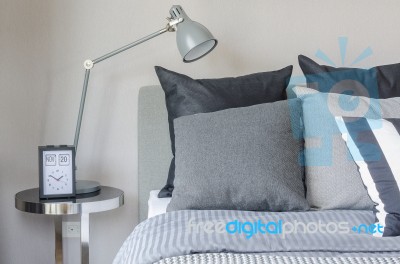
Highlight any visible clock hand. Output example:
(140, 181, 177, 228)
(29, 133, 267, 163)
(49, 175, 58, 180)
(56, 175, 68, 184)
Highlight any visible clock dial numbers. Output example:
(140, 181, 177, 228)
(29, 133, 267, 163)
(47, 170, 69, 190)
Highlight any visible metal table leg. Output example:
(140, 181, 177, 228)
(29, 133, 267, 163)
(81, 213, 90, 264)
(54, 215, 63, 264)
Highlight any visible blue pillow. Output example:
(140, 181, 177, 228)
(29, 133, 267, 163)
(336, 117, 400, 237)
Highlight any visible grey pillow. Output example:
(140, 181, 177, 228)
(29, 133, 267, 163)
(155, 66, 293, 198)
(294, 87, 400, 210)
(167, 99, 309, 212)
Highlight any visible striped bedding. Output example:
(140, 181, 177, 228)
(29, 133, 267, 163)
(113, 210, 400, 264)
(156, 253, 400, 264)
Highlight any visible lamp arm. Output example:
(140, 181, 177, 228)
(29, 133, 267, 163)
(73, 69, 91, 149)
(73, 18, 183, 151)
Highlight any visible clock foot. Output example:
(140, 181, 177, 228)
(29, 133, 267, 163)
(76, 180, 101, 194)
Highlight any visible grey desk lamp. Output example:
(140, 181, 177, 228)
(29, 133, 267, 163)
(75, 5, 217, 194)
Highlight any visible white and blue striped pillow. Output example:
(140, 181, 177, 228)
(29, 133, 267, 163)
(336, 116, 400, 237)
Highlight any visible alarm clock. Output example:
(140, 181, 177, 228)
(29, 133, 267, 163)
(39, 145, 76, 199)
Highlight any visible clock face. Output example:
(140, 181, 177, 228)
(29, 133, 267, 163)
(46, 168, 71, 191)
(39, 146, 75, 198)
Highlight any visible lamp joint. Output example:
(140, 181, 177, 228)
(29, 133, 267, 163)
(166, 17, 183, 32)
(83, 60, 94, 70)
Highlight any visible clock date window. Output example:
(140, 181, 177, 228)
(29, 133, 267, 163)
(59, 154, 70, 166)
(45, 154, 56, 166)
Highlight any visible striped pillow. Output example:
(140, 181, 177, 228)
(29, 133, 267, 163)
(336, 116, 400, 237)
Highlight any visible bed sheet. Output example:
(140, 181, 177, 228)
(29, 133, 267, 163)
(114, 210, 400, 264)
(148, 190, 171, 219)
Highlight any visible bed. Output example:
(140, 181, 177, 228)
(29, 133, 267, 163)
(114, 59, 400, 263)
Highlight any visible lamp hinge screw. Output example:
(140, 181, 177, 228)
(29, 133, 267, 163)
(166, 17, 183, 32)
(84, 60, 94, 69)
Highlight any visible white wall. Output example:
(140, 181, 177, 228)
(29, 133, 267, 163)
(2, 0, 400, 263)
(1, 1, 55, 263)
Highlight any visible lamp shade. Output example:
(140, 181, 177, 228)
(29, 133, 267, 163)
(170, 5, 217, 63)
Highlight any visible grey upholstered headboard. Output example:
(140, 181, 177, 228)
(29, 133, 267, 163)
(138, 85, 172, 222)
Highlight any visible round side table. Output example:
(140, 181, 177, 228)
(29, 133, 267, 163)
(15, 186, 124, 264)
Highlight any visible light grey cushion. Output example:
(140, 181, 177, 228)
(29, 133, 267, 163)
(167, 99, 309, 212)
(294, 87, 400, 210)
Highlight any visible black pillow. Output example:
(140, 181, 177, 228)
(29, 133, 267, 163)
(298, 55, 400, 99)
(155, 66, 293, 198)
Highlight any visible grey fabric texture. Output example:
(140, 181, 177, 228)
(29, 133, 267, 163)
(113, 209, 400, 264)
(138, 86, 172, 221)
(305, 135, 373, 210)
(167, 99, 309, 212)
(156, 254, 400, 264)
(294, 87, 400, 210)
(155, 66, 293, 198)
